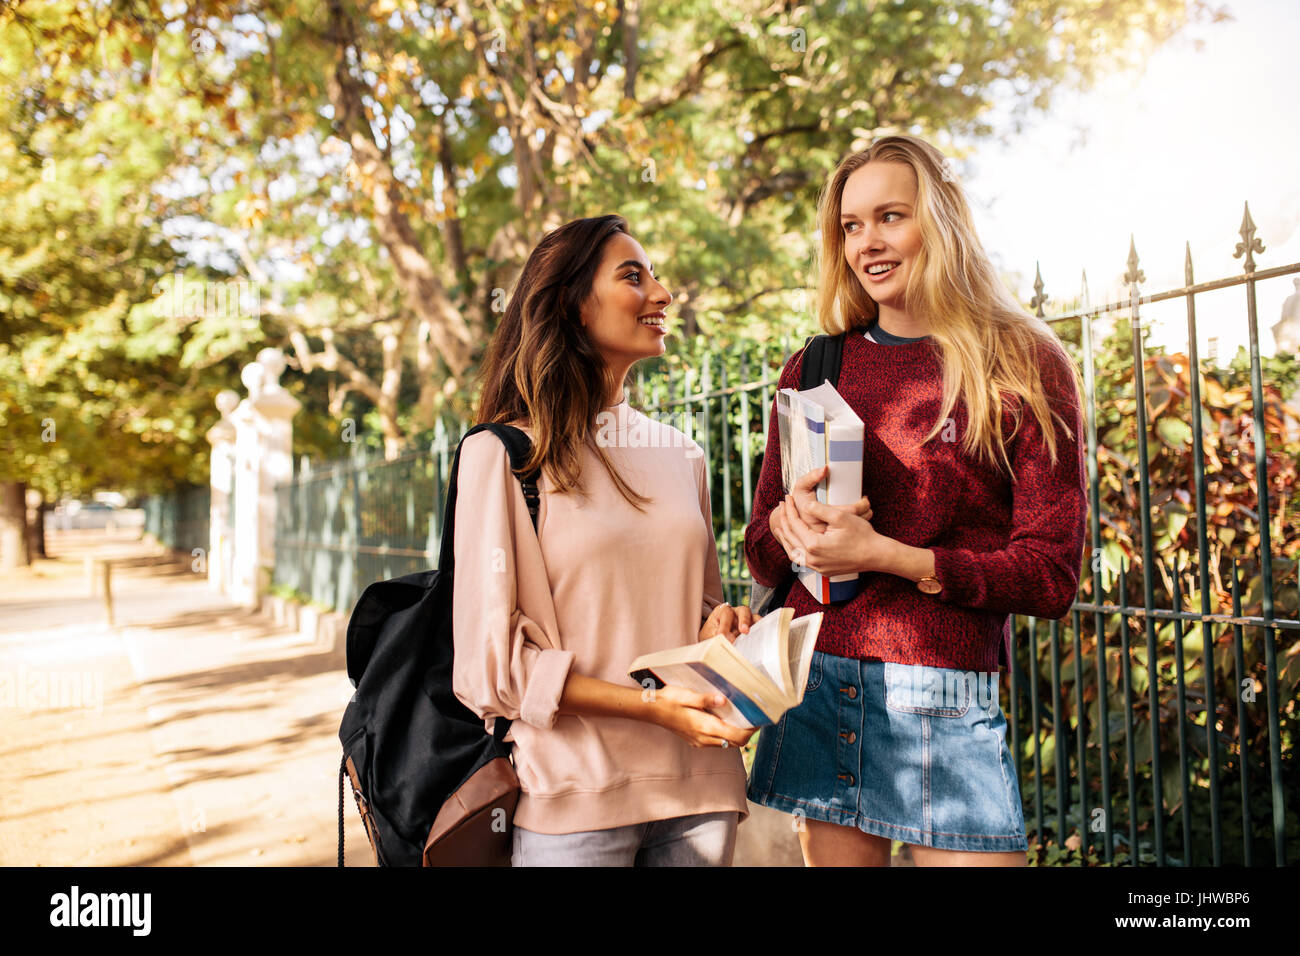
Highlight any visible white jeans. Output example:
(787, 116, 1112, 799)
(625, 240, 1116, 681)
(510, 811, 739, 867)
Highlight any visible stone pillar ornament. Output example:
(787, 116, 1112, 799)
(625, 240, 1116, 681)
(229, 348, 300, 608)
(206, 389, 239, 593)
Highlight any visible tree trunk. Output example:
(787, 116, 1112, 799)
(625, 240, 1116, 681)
(25, 488, 47, 559)
(0, 481, 30, 569)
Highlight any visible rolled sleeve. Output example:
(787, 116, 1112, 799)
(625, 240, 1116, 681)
(451, 431, 575, 731)
(518, 645, 574, 729)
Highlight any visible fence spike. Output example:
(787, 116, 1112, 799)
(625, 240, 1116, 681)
(1080, 269, 1090, 311)
(1232, 201, 1265, 274)
(1030, 261, 1048, 317)
(1184, 241, 1194, 287)
(1124, 235, 1146, 287)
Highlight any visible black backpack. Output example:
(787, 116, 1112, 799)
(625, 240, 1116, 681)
(337, 423, 539, 866)
(750, 333, 846, 615)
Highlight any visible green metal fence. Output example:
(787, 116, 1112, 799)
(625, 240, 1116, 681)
(143, 485, 210, 558)
(625, 211, 1298, 867)
(272, 420, 458, 612)
(264, 208, 1296, 866)
(1001, 211, 1298, 867)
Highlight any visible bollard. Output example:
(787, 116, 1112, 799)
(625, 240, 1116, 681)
(102, 560, 114, 628)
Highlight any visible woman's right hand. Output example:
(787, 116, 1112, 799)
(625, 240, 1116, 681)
(769, 466, 872, 565)
(644, 684, 756, 749)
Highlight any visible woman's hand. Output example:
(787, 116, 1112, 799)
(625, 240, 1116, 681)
(699, 602, 756, 643)
(779, 466, 888, 576)
(769, 472, 823, 556)
(644, 684, 757, 749)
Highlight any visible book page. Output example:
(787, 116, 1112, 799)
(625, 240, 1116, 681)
(776, 390, 795, 496)
(800, 381, 862, 429)
(731, 610, 787, 690)
(776, 388, 826, 497)
(785, 613, 823, 702)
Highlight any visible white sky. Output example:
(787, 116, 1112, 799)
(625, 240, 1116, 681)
(958, 0, 1300, 363)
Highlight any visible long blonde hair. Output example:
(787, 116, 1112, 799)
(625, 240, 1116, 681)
(815, 134, 1083, 478)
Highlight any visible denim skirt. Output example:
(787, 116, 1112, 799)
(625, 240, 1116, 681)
(746, 651, 1028, 853)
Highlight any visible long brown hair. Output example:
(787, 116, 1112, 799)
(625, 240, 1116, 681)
(475, 214, 651, 509)
(816, 135, 1083, 478)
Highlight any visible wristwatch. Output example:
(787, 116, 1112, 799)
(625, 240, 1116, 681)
(916, 574, 941, 595)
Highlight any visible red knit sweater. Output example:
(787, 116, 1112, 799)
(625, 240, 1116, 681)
(744, 329, 1088, 672)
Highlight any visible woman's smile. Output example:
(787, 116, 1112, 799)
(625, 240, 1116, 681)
(637, 310, 667, 333)
(862, 260, 901, 280)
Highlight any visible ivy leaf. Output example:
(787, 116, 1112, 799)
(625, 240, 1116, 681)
(1156, 417, 1192, 448)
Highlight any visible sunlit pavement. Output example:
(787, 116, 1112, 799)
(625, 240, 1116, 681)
(0, 530, 865, 867)
(0, 530, 370, 866)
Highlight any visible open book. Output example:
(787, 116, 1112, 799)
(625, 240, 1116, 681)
(776, 380, 865, 603)
(627, 608, 824, 728)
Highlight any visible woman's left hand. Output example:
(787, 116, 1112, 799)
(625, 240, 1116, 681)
(699, 602, 757, 644)
(780, 466, 892, 576)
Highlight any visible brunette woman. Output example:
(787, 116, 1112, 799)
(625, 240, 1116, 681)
(453, 215, 756, 866)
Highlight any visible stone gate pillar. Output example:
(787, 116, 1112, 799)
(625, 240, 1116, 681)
(206, 389, 239, 593)
(230, 349, 300, 609)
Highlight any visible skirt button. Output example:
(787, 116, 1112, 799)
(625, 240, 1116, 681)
(839, 685, 858, 700)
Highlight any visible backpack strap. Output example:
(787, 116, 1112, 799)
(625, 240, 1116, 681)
(437, 422, 542, 746)
(435, 423, 540, 575)
(799, 332, 846, 390)
(753, 331, 848, 615)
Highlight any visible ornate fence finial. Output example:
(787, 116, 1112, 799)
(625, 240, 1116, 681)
(1124, 235, 1145, 287)
(240, 360, 266, 401)
(216, 389, 240, 420)
(256, 347, 288, 391)
(1185, 241, 1194, 286)
(1030, 261, 1048, 317)
(1233, 201, 1265, 274)
(1080, 269, 1090, 311)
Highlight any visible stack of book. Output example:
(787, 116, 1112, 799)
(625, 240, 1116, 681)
(776, 381, 865, 603)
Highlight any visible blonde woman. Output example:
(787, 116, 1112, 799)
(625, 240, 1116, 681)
(744, 135, 1088, 866)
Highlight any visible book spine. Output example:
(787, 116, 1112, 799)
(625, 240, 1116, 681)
(799, 425, 863, 604)
(685, 663, 774, 727)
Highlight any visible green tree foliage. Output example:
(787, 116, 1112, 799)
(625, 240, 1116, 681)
(4, 0, 1222, 464)
(0, 1, 202, 503)
(0, 0, 348, 515)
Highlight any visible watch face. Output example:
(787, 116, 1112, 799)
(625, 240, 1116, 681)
(918, 578, 942, 594)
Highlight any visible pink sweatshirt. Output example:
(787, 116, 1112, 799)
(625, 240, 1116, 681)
(451, 399, 750, 834)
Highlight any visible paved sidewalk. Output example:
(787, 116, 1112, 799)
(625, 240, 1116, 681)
(0, 530, 371, 866)
(1, 529, 814, 867)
